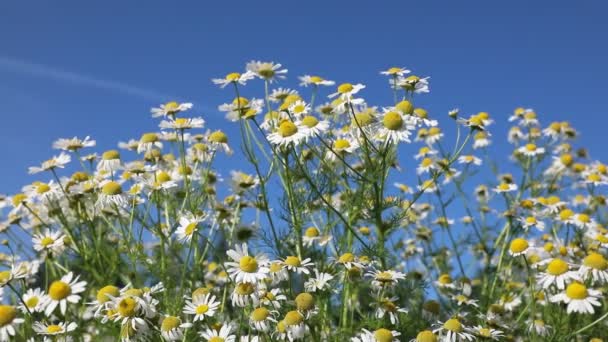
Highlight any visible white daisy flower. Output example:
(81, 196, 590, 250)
(299, 75, 335, 87)
(33, 321, 77, 336)
(20, 288, 48, 313)
(0, 305, 24, 340)
(226, 243, 270, 284)
(494, 182, 517, 193)
(374, 298, 408, 324)
(151, 101, 193, 118)
(519, 216, 545, 231)
(212, 71, 256, 88)
(396, 75, 430, 94)
(550, 282, 602, 314)
(351, 328, 401, 342)
(175, 213, 205, 243)
(508, 238, 531, 257)
(375, 110, 416, 144)
(246, 61, 288, 83)
(258, 288, 287, 309)
(578, 252, 608, 284)
(183, 293, 220, 322)
(159, 315, 192, 341)
(457, 155, 482, 166)
(267, 120, 307, 148)
(200, 323, 236, 342)
(472, 131, 491, 149)
(97, 181, 129, 208)
(43, 272, 87, 316)
(28, 153, 71, 174)
(433, 318, 475, 341)
(32, 229, 65, 256)
(159, 117, 205, 130)
(53, 136, 96, 151)
(536, 258, 580, 290)
(367, 269, 406, 288)
(97, 150, 123, 174)
(468, 326, 503, 340)
(518, 143, 545, 157)
(328, 83, 366, 103)
(380, 67, 411, 77)
(281, 256, 314, 275)
(304, 270, 334, 292)
(137, 133, 163, 154)
(249, 307, 276, 332)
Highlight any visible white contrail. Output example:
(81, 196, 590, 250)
(0, 56, 172, 101)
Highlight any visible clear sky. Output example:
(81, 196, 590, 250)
(1, 0, 607, 196)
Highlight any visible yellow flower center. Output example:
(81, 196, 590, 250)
(376, 271, 393, 282)
(584, 253, 608, 270)
(257, 66, 275, 79)
(309, 76, 323, 83)
(232, 97, 249, 107)
(0, 271, 11, 284)
(196, 304, 209, 314)
(525, 217, 537, 225)
(118, 297, 137, 317)
(36, 183, 51, 194)
(225, 72, 241, 81)
(396, 100, 414, 114)
(25, 296, 39, 308)
(102, 150, 120, 160)
(337, 83, 354, 94)
(295, 292, 315, 311)
(164, 101, 180, 112)
(414, 108, 428, 118)
(235, 283, 254, 296)
(209, 131, 228, 144)
(498, 183, 511, 191)
(525, 144, 537, 152)
(185, 222, 197, 236)
(478, 328, 492, 337)
(338, 253, 355, 263)
(140, 133, 159, 144)
(438, 274, 452, 284)
(546, 258, 569, 275)
(269, 262, 282, 273)
(239, 256, 258, 273)
(41, 236, 55, 247)
(578, 214, 590, 223)
(278, 121, 298, 138)
(11, 193, 26, 207)
(421, 158, 433, 167)
(284, 256, 301, 267)
(374, 328, 394, 342)
(416, 330, 437, 342)
(334, 139, 351, 150)
(284, 311, 304, 326)
(101, 181, 123, 195)
(301, 116, 319, 128)
(383, 112, 403, 131)
(304, 227, 319, 237)
(559, 209, 574, 221)
(354, 112, 374, 126)
(46, 325, 63, 333)
(387, 67, 402, 75)
(566, 282, 588, 300)
(443, 318, 463, 332)
(97, 285, 120, 303)
(509, 238, 529, 254)
(0, 306, 17, 326)
(251, 307, 270, 321)
(208, 338, 224, 342)
(49, 281, 71, 300)
(161, 316, 181, 332)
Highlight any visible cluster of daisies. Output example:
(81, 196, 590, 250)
(0, 60, 606, 341)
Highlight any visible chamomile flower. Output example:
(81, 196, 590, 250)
(472, 131, 491, 149)
(329, 83, 366, 103)
(367, 269, 406, 288)
(304, 271, 334, 292)
(375, 110, 416, 143)
(381, 67, 411, 77)
(53, 136, 96, 151)
(175, 213, 204, 243)
(137, 133, 163, 154)
(494, 182, 517, 193)
(159, 315, 191, 341)
(33, 321, 77, 336)
(298, 115, 330, 139)
(352, 328, 401, 342)
(299, 75, 335, 87)
(20, 288, 48, 313)
(28, 153, 71, 174)
(159, 117, 205, 130)
(226, 243, 270, 283)
(327, 138, 360, 161)
(397, 75, 430, 94)
(246, 61, 288, 83)
(183, 293, 220, 322)
(433, 318, 475, 342)
(267, 120, 307, 147)
(249, 307, 276, 332)
(457, 155, 482, 166)
(536, 258, 580, 289)
(212, 71, 255, 88)
(151, 101, 193, 117)
(200, 324, 236, 342)
(519, 216, 546, 231)
(0, 305, 24, 340)
(32, 229, 65, 256)
(518, 143, 545, 157)
(508, 238, 530, 257)
(374, 297, 408, 324)
(281, 256, 314, 275)
(469, 326, 503, 340)
(258, 288, 287, 309)
(550, 282, 602, 314)
(97, 150, 123, 174)
(97, 180, 129, 208)
(44, 272, 87, 316)
(578, 252, 608, 284)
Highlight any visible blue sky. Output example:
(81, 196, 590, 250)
(1, 0, 607, 196)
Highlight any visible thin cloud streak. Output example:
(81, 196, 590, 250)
(0, 56, 172, 101)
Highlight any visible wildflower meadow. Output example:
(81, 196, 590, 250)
(1, 61, 607, 341)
